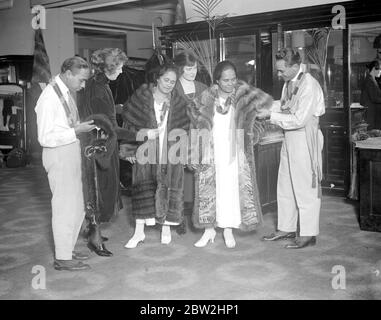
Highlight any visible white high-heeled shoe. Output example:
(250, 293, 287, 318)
(124, 234, 145, 249)
(194, 229, 216, 248)
(223, 229, 236, 249)
(161, 226, 171, 245)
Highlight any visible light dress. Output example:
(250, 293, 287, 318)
(212, 96, 241, 228)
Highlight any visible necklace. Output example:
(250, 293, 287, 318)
(215, 91, 236, 115)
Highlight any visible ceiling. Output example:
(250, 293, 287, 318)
(30, 0, 179, 33)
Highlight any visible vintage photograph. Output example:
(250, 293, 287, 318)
(0, 0, 380, 303)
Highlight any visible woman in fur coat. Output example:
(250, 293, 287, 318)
(79, 48, 136, 256)
(189, 60, 273, 248)
(173, 51, 208, 230)
(121, 62, 189, 248)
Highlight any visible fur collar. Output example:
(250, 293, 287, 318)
(193, 80, 273, 133)
(122, 83, 190, 133)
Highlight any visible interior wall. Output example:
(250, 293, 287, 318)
(75, 33, 126, 61)
(184, 0, 353, 22)
(45, 8, 75, 76)
(126, 31, 154, 60)
(0, 1, 74, 77)
(0, 0, 34, 56)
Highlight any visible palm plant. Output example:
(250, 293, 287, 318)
(305, 27, 332, 99)
(176, 0, 228, 80)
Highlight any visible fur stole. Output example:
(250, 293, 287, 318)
(122, 83, 190, 135)
(81, 113, 117, 170)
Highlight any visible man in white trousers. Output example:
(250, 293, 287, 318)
(35, 56, 96, 270)
(258, 48, 325, 249)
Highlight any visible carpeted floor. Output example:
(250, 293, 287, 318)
(0, 165, 381, 300)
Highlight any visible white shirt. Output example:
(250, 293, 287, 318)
(35, 75, 78, 148)
(270, 64, 325, 130)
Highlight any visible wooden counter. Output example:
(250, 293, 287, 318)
(356, 137, 381, 232)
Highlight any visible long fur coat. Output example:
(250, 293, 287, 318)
(121, 83, 189, 224)
(78, 73, 136, 223)
(188, 80, 273, 231)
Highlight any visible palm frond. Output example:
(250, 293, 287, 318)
(193, 8, 209, 19)
(192, 0, 209, 17)
(209, 0, 223, 13)
(176, 36, 217, 81)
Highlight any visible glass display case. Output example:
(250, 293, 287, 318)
(220, 35, 257, 87)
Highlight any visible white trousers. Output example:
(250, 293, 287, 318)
(42, 141, 85, 260)
(277, 129, 323, 236)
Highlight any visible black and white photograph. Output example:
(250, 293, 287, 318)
(0, 0, 381, 305)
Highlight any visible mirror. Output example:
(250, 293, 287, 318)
(0, 84, 25, 152)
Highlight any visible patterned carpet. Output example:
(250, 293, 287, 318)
(1, 165, 381, 300)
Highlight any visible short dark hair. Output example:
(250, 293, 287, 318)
(174, 51, 197, 75)
(61, 56, 89, 74)
(213, 60, 237, 84)
(275, 48, 302, 66)
(150, 62, 178, 85)
(366, 60, 380, 72)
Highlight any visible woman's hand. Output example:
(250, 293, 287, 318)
(119, 143, 137, 163)
(125, 156, 136, 164)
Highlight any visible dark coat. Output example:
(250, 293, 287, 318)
(360, 75, 381, 130)
(78, 72, 136, 223)
(121, 83, 189, 224)
(188, 81, 273, 231)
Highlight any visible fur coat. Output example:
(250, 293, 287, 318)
(121, 83, 189, 224)
(78, 73, 136, 223)
(188, 80, 273, 231)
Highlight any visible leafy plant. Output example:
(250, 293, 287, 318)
(177, 0, 229, 80)
(305, 27, 332, 98)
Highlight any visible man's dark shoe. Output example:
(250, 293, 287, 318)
(262, 232, 296, 241)
(285, 236, 316, 249)
(87, 242, 113, 257)
(72, 251, 89, 260)
(54, 259, 91, 271)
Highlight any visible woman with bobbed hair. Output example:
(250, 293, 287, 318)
(360, 60, 381, 129)
(173, 51, 208, 230)
(78, 48, 136, 257)
(121, 62, 190, 248)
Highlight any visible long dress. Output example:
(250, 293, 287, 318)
(213, 97, 241, 228)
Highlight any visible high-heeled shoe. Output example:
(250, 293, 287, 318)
(161, 226, 171, 245)
(87, 241, 113, 256)
(194, 229, 216, 247)
(223, 229, 236, 249)
(124, 234, 145, 249)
